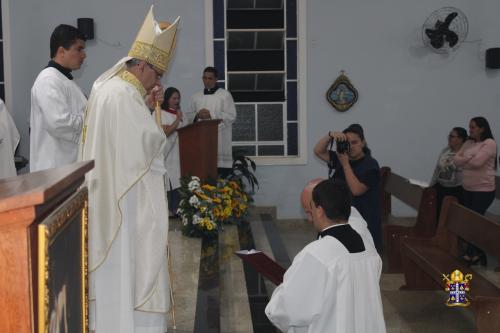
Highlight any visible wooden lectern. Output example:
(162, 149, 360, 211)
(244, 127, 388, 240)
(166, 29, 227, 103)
(177, 119, 221, 180)
(0, 161, 93, 333)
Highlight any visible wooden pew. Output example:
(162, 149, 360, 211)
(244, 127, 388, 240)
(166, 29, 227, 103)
(484, 175, 500, 223)
(380, 167, 437, 272)
(401, 197, 500, 333)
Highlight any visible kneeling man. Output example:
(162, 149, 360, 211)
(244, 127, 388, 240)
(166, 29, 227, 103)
(266, 179, 386, 333)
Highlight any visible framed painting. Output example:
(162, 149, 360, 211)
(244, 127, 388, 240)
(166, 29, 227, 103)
(38, 188, 88, 333)
(326, 71, 358, 112)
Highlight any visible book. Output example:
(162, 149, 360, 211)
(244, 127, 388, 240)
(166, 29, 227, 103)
(234, 249, 286, 285)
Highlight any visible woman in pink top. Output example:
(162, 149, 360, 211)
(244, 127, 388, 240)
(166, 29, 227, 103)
(453, 116, 497, 266)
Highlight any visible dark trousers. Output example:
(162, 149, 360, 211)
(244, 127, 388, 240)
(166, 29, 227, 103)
(462, 189, 495, 258)
(433, 183, 463, 222)
(167, 186, 181, 216)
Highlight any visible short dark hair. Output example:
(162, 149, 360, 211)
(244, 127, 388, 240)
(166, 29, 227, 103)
(312, 179, 352, 221)
(161, 87, 181, 110)
(203, 66, 218, 78)
(50, 24, 86, 58)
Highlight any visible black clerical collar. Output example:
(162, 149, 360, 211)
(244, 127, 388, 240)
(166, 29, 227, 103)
(46, 60, 73, 80)
(203, 85, 220, 95)
(317, 223, 365, 253)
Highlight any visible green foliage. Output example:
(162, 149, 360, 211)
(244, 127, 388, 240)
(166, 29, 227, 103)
(228, 154, 259, 194)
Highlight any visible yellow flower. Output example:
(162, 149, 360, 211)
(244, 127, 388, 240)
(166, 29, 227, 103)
(196, 192, 211, 201)
(202, 184, 216, 191)
(206, 223, 213, 230)
(212, 197, 222, 204)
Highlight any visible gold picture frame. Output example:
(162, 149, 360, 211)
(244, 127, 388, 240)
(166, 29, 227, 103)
(326, 70, 359, 112)
(38, 188, 88, 333)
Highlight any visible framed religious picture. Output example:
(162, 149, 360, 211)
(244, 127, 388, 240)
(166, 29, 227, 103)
(326, 71, 358, 112)
(38, 188, 89, 333)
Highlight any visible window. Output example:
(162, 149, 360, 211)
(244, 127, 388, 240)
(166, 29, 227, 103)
(209, 0, 306, 164)
(0, 2, 5, 101)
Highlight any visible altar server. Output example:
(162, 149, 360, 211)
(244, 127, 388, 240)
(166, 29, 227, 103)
(0, 99, 20, 178)
(30, 24, 87, 172)
(266, 179, 386, 333)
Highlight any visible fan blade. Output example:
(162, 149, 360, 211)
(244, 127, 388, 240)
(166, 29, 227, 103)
(433, 19, 443, 29)
(445, 31, 459, 47)
(430, 36, 445, 49)
(425, 28, 438, 39)
(444, 12, 458, 27)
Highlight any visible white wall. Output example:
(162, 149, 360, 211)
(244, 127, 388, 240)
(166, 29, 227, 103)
(4, 0, 500, 217)
(252, 0, 500, 218)
(5, 0, 206, 169)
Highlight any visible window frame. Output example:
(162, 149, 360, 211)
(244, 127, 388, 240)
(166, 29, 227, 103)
(204, 0, 307, 165)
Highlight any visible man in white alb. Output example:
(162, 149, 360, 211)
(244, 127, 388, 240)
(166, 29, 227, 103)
(266, 179, 386, 333)
(0, 99, 20, 178)
(30, 24, 87, 172)
(80, 6, 179, 332)
(189, 66, 236, 177)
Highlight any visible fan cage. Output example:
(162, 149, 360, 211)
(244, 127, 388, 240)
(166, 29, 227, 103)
(421, 7, 469, 54)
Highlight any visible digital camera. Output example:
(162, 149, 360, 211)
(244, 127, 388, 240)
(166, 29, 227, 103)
(336, 140, 350, 154)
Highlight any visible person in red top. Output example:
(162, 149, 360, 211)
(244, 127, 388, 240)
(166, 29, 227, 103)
(160, 87, 184, 216)
(453, 116, 497, 266)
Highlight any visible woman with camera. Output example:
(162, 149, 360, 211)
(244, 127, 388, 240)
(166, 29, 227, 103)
(314, 124, 381, 251)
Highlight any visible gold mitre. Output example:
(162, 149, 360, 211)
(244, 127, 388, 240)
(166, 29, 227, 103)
(128, 5, 180, 72)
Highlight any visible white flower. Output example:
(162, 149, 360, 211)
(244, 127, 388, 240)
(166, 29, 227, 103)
(192, 214, 203, 225)
(189, 195, 200, 207)
(188, 179, 201, 191)
(181, 216, 188, 226)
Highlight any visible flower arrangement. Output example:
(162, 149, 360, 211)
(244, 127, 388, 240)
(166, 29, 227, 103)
(177, 176, 251, 238)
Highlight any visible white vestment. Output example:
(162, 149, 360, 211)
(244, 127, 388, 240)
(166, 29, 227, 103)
(0, 100, 20, 178)
(30, 67, 86, 171)
(265, 209, 386, 333)
(80, 58, 170, 332)
(160, 110, 183, 190)
(188, 88, 236, 168)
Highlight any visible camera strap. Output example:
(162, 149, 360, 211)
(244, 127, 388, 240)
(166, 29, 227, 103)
(328, 138, 335, 179)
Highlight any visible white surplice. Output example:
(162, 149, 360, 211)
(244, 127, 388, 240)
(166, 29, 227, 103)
(160, 110, 182, 190)
(265, 208, 386, 333)
(0, 100, 20, 178)
(188, 88, 236, 168)
(30, 67, 86, 171)
(81, 58, 170, 332)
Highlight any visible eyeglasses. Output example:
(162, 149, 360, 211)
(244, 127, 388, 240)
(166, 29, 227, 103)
(146, 63, 163, 80)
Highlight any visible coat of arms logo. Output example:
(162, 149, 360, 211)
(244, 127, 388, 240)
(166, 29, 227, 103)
(442, 270, 472, 307)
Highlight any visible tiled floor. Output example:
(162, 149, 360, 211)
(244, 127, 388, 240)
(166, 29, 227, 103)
(167, 211, 499, 333)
